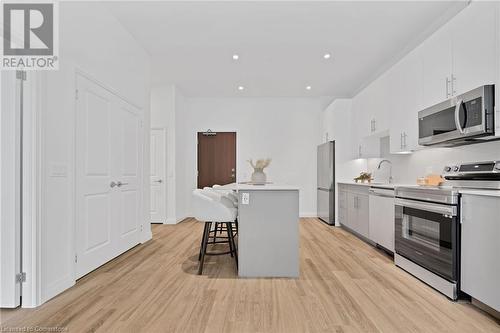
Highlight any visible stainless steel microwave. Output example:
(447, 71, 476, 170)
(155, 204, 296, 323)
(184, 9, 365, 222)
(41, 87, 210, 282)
(418, 85, 496, 147)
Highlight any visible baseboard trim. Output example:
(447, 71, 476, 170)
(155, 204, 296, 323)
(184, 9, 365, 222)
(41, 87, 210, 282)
(177, 216, 191, 224)
(41, 276, 75, 306)
(165, 218, 177, 224)
(300, 212, 317, 218)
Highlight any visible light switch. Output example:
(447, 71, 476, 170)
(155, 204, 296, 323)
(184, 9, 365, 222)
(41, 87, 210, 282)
(241, 192, 250, 205)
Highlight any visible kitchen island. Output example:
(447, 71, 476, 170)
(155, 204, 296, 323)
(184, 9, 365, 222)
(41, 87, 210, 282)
(218, 183, 300, 278)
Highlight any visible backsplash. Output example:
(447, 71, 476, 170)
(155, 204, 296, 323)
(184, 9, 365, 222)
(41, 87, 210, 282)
(367, 136, 500, 184)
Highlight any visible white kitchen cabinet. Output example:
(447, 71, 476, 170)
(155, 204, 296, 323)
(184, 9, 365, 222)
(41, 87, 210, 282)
(461, 193, 500, 312)
(355, 193, 369, 238)
(451, 2, 498, 96)
(340, 184, 370, 239)
(421, 2, 499, 109)
(368, 188, 395, 252)
(338, 188, 348, 225)
(388, 49, 422, 154)
(355, 136, 381, 159)
(421, 22, 453, 108)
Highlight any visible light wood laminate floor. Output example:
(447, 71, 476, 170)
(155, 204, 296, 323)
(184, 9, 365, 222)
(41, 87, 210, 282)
(2, 218, 499, 332)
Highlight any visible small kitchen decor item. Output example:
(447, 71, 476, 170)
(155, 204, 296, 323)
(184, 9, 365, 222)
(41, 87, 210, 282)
(354, 172, 373, 184)
(248, 158, 271, 184)
(416, 174, 444, 186)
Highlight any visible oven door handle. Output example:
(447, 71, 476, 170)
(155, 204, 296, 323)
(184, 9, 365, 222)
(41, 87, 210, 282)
(395, 198, 457, 216)
(454, 99, 465, 134)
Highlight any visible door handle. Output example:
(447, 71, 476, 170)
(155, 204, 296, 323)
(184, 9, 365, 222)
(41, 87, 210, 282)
(110, 181, 118, 188)
(454, 99, 465, 134)
(153, 179, 163, 183)
(117, 181, 129, 187)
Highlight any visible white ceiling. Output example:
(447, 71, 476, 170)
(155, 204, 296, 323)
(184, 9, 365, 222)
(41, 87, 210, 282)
(106, 1, 467, 98)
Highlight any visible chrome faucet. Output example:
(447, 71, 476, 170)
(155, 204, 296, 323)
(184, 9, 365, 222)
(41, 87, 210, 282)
(377, 159, 393, 184)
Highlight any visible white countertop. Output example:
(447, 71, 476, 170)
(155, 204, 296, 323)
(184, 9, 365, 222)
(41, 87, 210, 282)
(338, 181, 500, 197)
(218, 182, 299, 191)
(337, 181, 403, 189)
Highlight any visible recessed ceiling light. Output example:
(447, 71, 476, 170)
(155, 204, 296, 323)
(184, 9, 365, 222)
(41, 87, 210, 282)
(323, 53, 331, 59)
(232, 54, 239, 60)
(305, 86, 312, 90)
(238, 86, 245, 91)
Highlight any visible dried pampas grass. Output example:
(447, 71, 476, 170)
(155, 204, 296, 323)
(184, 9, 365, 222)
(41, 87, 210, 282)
(248, 158, 271, 170)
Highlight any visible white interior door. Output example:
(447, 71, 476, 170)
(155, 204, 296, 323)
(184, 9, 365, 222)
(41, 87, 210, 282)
(76, 74, 143, 278)
(115, 100, 143, 253)
(75, 76, 116, 278)
(150, 128, 166, 223)
(0, 71, 22, 307)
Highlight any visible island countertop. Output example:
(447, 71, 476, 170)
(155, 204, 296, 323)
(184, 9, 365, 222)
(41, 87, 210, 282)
(218, 182, 299, 191)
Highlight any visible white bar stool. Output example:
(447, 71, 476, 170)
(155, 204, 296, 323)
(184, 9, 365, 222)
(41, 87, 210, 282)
(192, 189, 238, 275)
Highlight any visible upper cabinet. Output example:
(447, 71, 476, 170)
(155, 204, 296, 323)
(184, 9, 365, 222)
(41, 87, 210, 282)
(388, 49, 423, 154)
(341, 2, 499, 160)
(421, 23, 453, 108)
(451, 2, 498, 96)
(421, 2, 499, 109)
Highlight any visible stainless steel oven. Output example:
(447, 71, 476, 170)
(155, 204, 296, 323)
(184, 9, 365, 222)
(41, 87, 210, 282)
(418, 85, 496, 147)
(394, 187, 460, 300)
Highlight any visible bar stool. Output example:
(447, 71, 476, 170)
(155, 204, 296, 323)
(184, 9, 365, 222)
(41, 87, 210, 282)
(192, 189, 238, 275)
(203, 187, 238, 236)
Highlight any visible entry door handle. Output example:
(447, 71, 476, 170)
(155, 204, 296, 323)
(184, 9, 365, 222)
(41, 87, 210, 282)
(153, 179, 163, 183)
(117, 181, 129, 187)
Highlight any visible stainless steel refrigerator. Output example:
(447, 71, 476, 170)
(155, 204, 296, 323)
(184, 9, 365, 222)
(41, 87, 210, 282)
(317, 141, 335, 225)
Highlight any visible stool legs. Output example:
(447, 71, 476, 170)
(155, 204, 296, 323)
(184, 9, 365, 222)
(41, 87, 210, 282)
(197, 221, 238, 275)
(227, 222, 238, 269)
(198, 222, 211, 275)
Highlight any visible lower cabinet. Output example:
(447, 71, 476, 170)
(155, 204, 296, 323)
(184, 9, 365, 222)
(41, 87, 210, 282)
(338, 184, 369, 239)
(461, 194, 500, 312)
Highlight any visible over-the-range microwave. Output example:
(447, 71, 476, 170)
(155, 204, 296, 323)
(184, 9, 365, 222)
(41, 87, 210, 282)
(418, 85, 498, 147)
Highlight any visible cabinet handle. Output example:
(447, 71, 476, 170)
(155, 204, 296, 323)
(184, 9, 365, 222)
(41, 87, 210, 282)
(403, 132, 407, 149)
(451, 74, 457, 95)
(400, 132, 403, 150)
(358, 145, 362, 158)
(446, 77, 451, 98)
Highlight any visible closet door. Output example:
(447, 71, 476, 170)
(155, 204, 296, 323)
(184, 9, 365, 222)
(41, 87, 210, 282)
(114, 100, 143, 254)
(76, 74, 143, 278)
(75, 75, 117, 278)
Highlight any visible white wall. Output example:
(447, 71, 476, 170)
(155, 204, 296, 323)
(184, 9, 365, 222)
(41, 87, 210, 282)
(150, 85, 189, 223)
(178, 97, 322, 217)
(369, 138, 500, 184)
(39, 2, 151, 304)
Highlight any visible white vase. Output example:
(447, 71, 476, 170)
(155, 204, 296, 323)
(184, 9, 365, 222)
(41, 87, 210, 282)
(251, 168, 267, 183)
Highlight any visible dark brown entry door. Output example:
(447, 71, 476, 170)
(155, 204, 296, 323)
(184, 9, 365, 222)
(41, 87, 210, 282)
(197, 132, 236, 189)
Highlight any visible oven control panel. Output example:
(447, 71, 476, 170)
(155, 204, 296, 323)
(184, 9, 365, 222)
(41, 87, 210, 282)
(443, 161, 500, 180)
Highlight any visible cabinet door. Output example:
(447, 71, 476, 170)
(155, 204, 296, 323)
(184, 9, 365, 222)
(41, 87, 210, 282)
(461, 194, 500, 312)
(421, 23, 453, 108)
(356, 194, 369, 238)
(346, 192, 357, 230)
(389, 50, 423, 153)
(338, 190, 348, 224)
(451, 2, 498, 95)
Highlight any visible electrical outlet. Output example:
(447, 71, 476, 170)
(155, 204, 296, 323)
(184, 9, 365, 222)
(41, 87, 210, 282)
(241, 192, 250, 205)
